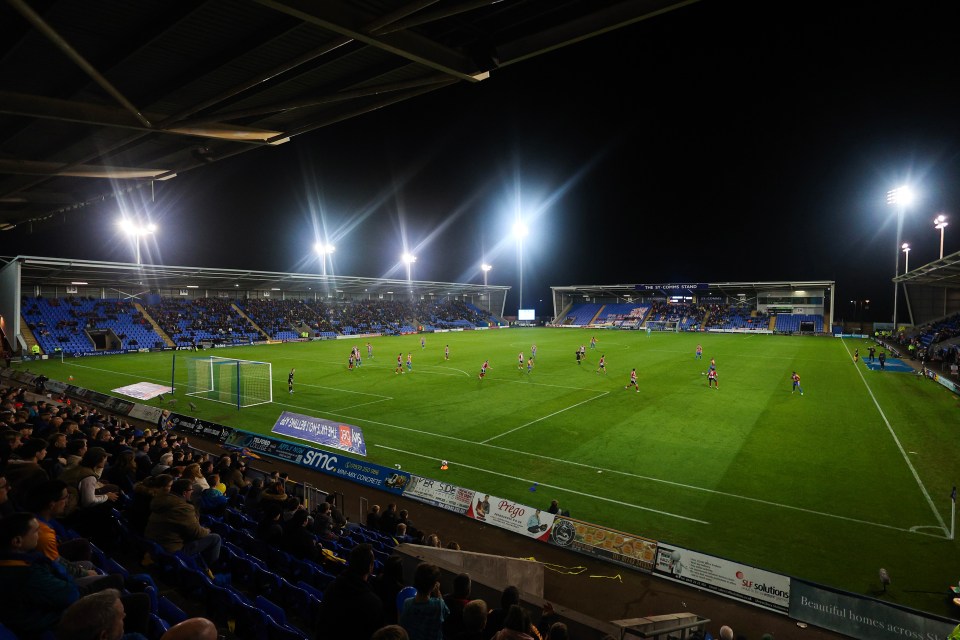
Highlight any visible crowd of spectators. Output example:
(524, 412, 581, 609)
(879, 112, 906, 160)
(145, 298, 259, 346)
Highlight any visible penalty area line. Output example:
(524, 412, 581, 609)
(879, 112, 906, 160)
(376, 444, 710, 525)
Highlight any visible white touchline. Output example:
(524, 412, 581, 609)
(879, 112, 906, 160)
(376, 444, 710, 525)
(841, 339, 948, 535)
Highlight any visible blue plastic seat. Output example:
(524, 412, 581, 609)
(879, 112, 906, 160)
(296, 580, 324, 601)
(254, 595, 287, 625)
(267, 618, 307, 640)
(158, 596, 188, 626)
(233, 601, 272, 640)
(147, 613, 169, 640)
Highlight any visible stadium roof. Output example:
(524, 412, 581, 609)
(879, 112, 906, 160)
(4, 255, 508, 297)
(893, 249, 960, 288)
(551, 281, 836, 299)
(0, 0, 696, 230)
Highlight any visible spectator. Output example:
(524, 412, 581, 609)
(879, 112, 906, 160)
(0, 512, 80, 637)
(546, 622, 568, 640)
(398, 509, 419, 540)
(443, 572, 472, 638)
(125, 474, 172, 536)
(144, 478, 221, 566)
(454, 600, 489, 640)
(394, 522, 415, 544)
(60, 447, 118, 513)
(159, 617, 218, 640)
(103, 449, 137, 496)
(492, 605, 536, 640)
(326, 492, 347, 528)
(313, 501, 338, 540)
(373, 625, 410, 640)
(0, 473, 12, 518)
(317, 543, 383, 640)
(56, 587, 150, 640)
(380, 503, 399, 536)
(282, 508, 320, 562)
(372, 555, 406, 624)
(366, 504, 382, 530)
(5, 437, 50, 501)
(224, 459, 250, 492)
(26, 479, 113, 589)
(719, 626, 735, 640)
(485, 586, 520, 639)
(149, 452, 174, 477)
(399, 562, 449, 640)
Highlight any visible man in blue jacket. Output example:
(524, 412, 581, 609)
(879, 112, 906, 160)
(0, 511, 81, 637)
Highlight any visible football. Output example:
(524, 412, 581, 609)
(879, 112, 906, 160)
(701, 371, 705, 375)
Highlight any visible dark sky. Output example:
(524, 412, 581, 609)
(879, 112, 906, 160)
(9, 1, 960, 321)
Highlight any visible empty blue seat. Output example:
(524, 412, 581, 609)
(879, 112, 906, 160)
(297, 579, 324, 599)
(255, 595, 287, 625)
(158, 596, 188, 626)
(233, 601, 272, 640)
(267, 618, 307, 640)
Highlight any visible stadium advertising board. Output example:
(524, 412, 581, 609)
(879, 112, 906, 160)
(549, 517, 658, 572)
(635, 283, 708, 291)
(404, 475, 475, 514)
(464, 493, 555, 541)
(926, 369, 960, 395)
(222, 431, 409, 494)
(789, 580, 957, 640)
(653, 543, 790, 613)
(271, 411, 367, 456)
(170, 414, 233, 441)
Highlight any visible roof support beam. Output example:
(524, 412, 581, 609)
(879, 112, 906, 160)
(252, 0, 490, 81)
(0, 92, 285, 143)
(6, 0, 152, 128)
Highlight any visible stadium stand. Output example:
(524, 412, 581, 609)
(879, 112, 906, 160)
(22, 297, 165, 354)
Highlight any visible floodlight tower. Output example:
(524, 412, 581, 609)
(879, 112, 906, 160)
(481, 263, 492, 287)
(512, 220, 529, 311)
(119, 219, 157, 265)
(314, 242, 335, 277)
(886, 186, 913, 327)
(902, 242, 911, 273)
(402, 252, 417, 282)
(935, 214, 949, 259)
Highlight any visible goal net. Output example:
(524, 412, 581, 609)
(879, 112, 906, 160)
(185, 356, 273, 408)
(644, 320, 679, 332)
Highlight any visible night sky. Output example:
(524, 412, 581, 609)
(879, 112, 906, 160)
(7, 1, 960, 321)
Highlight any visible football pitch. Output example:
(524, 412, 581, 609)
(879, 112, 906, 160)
(20, 329, 960, 615)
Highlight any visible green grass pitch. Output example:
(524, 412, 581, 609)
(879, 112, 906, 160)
(21, 329, 960, 615)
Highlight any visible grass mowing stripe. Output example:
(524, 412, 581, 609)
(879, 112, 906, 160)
(840, 339, 949, 535)
(375, 444, 711, 525)
(481, 391, 610, 444)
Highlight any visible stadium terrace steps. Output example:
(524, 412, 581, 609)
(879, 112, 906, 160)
(134, 302, 175, 347)
(231, 303, 271, 341)
(18, 319, 41, 354)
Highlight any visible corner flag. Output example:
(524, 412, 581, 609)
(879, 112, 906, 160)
(952, 486, 957, 503)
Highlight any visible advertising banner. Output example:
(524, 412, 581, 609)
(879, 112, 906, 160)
(790, 580, 957, 640)
(170, 414, 233, 441)
(653, 542, 790, 613)
(271, 411, 366, 456)
(222, 431, 408, 495)
(404, 475, 475, 514)
(464, 494, 555, 541)
(549, 517, 658, 572)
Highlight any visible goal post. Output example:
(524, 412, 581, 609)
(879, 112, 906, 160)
(644, 320, 679, 332)
(185, 356, 273, 408)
